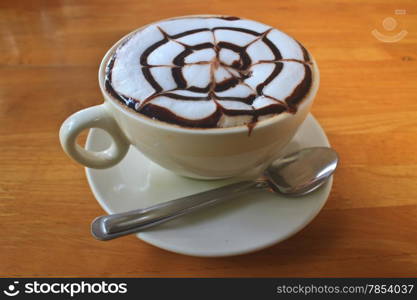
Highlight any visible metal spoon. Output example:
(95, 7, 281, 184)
(91, 147, 338, 241)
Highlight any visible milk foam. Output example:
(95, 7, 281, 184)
(106, 16, 314, 128)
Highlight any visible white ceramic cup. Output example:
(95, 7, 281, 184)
(59, 21, 319, 180)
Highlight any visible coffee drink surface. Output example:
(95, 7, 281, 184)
(105, 16, 314, 129)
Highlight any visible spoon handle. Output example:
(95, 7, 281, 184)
(91, 180, 265, 240)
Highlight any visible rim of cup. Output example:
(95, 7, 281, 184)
(98, 15, 320, 135)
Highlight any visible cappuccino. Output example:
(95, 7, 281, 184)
(105, 16, 314, 128)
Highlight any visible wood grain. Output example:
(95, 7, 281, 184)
(1, 0, 416, 277)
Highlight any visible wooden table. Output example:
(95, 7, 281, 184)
(1, 0, 416, 277)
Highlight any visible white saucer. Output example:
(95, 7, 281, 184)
(85, 114, 332, 257)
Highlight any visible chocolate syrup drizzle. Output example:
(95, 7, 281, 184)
(105, 17, 313, 129)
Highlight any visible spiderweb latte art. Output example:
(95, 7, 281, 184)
(105, 16, 314, 129)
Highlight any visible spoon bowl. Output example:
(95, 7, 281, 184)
(265, 147, 339, 196)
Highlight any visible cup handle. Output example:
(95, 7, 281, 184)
(59, 104, 129, 169)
